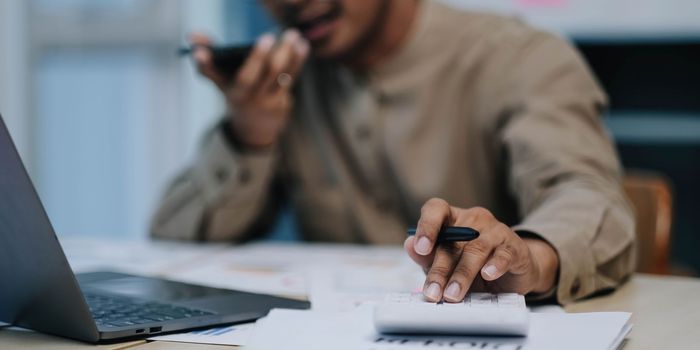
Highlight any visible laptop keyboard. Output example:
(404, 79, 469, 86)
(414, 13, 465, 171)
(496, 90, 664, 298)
(85, 293, 214, 328)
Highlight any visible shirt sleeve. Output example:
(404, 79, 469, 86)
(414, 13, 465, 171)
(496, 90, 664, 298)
(495, 31, 637, 304)
(150, 120, 279, 241)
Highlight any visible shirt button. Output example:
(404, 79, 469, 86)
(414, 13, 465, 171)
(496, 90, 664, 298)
(238, 167, 251, 184)
(355, 125, 371, 140)
(287, 173, 301, 187)
(377, 92, 391, 105)
(215, 168, 229, 183)
(570, 278, 581, 296)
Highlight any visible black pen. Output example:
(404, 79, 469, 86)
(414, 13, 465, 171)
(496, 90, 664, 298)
(407, 226, 479, 243)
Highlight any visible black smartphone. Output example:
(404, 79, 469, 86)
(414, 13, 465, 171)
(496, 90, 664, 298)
(179, 44, 254, 79)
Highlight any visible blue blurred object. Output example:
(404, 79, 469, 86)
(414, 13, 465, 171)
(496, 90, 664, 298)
(261, 205, 301, 242)
(224, 0, 277, 40)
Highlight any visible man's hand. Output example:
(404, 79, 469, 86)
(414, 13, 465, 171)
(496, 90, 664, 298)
(190, 29, 310, 148)
(404, 198, 559, 302)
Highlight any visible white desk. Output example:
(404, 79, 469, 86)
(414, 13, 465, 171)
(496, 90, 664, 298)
(566, 274, 700, 350)
(1, 239, 699, 349)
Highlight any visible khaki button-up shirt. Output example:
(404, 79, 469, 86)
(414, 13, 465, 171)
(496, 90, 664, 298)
(151, 0, 636, 304)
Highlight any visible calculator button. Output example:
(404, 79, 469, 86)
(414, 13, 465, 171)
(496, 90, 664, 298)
(469, 293, 495, 306)
(374, 292, 529, 336)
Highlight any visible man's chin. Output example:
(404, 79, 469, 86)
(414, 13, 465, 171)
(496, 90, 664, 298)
(309, 40, 356, 62)
(307, 39, 339, 58)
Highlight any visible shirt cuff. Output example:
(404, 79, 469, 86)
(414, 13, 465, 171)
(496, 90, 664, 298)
(511, 206, 605, 304)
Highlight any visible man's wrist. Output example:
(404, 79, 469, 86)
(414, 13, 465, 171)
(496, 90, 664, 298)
(220, 118, 275, 153)
(524, 238, 560, 294)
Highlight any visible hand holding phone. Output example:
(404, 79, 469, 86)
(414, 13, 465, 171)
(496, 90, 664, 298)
(186, 30, 310, 148)
(179, 44, 253, 81)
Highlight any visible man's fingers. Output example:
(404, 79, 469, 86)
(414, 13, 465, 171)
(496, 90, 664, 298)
(457, 207, 497, 232)
(231, 33, 275, 101)
(482, 222, 531, 280)
(438, 219, 509, 302)
(404, 236, 433, 272)
(188, 33, 227, 91)
(194, 49, 227, 90)
(480, 244, 515, 281)
(442, 239, 493, 302)
(287, 38, 310, 78)
(414, 198, 454, 256)
(259, 29, 302, 94)
(407, 204, 540, 299)
(423, 244, 461, 302)
(189, 32, 212, 46)
(268, 28, 309, 86)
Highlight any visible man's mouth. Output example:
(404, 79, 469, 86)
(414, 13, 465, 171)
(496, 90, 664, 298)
(294, 4, 342, 42)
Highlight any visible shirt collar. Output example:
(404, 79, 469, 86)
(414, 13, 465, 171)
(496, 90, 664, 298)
(368, 0, 436, 96)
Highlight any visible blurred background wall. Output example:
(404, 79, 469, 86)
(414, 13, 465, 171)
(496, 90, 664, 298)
(0, 0, 267, 239)
(0, 0, 698, 274)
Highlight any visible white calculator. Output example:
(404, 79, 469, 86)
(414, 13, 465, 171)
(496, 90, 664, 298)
(374, 292, 530, 336)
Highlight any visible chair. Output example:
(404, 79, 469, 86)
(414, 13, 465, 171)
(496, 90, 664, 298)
(623, 171, 673, 275)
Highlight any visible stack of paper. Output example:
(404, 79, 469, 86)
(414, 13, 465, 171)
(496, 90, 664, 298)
(245, 307, 631, 350)
(150, 323, 255, 346)
(163, 243, 425, 304)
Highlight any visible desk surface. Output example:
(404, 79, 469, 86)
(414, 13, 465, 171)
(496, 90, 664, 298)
(2, 241, 699, 350)
(566, 274, 700, 350)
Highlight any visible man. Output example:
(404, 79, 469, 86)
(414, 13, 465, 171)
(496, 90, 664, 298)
(152, 0, 636, 305)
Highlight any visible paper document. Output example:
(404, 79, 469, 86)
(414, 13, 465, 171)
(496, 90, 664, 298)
(163, 243, 424, 301)
(245, 307, 631, 350)
(149, 323, 255, 346)
(63, 239, 426, 301)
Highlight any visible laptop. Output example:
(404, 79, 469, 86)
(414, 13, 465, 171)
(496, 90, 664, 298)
(0, 114, 310, 343)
